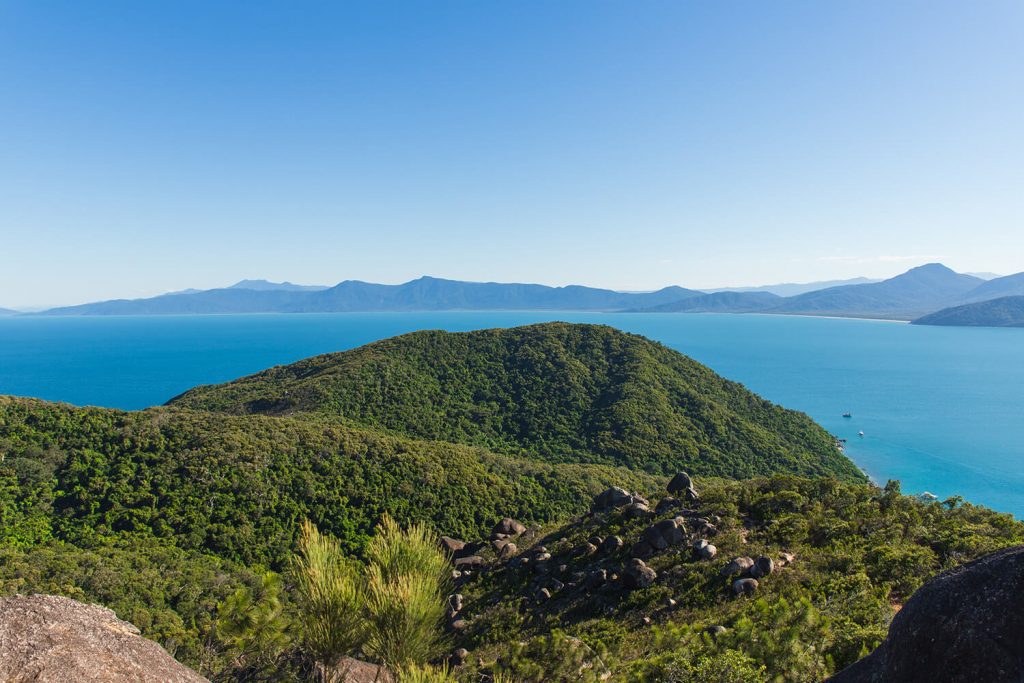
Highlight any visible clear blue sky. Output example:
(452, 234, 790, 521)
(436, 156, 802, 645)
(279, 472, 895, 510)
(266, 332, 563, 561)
(2, 1, 1022, 307)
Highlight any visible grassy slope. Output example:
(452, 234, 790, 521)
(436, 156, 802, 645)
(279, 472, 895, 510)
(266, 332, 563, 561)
(171, 323, 864, 483)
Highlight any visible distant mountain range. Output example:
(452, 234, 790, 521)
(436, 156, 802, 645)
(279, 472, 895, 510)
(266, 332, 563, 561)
(638, 291, 783, 313)
(16, 265, 1024, 326)
(637, 265, 1024, 322)
(764, 264, 985, 319)
(226, 279, 329, 292)
(913, 296, 1024, 328)
(707, 277, 881, 298)
(0, 307, 17, 316)
(35, 276, 702, 316)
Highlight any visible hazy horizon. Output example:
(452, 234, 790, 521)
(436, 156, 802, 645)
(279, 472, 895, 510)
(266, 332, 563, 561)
(1, 263, 999, 311)
(3, 2, 1023, 307)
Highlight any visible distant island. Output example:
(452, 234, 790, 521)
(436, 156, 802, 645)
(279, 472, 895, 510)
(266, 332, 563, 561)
(9, 264, 1024, 326)
(913, 295, 1024, 327)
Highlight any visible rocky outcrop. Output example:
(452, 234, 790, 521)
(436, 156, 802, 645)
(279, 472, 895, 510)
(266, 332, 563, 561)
(828, 545, 1024, 683)
(666, 472, 693, 494)
(639, 517, 687, 552)
(592, 487, 648, 512)
(720, 556, 755, 577)
(492, 518, 526, 538)
(439, 536, 467, 554)
(0, 594, 208, 683)
(750, 556, 774, 579)
(624, 559, 657, 589)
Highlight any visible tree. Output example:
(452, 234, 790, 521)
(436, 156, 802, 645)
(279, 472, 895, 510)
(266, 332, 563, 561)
(293, 520, 366, 682)
(363, 514, 451, 671)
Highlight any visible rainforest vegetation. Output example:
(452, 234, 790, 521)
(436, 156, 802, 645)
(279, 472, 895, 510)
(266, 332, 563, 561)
(1, 324, 1019, 681)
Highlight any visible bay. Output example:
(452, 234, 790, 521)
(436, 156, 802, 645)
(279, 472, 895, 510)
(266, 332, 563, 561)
(1, 312, 1022, 517)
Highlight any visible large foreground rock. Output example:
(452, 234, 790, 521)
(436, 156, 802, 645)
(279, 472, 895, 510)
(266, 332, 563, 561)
(828, 545, 1024, 683)
(0, 594, 208, 683)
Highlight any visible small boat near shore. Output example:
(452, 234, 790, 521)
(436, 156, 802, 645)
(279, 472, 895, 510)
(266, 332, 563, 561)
(842, 412, 852, 418)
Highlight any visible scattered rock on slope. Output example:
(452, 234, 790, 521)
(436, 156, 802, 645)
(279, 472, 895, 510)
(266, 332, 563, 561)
(624, 558, 658, 589)
(492, 518, 526, 538)
(828, 545, 1024, 683)
(667, 472, 694, 495)
(593, 487, 646, 512)
(0, 594, 208, 683)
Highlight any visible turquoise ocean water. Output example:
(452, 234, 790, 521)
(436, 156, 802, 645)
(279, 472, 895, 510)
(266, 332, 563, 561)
(1, 312, 1022, 516)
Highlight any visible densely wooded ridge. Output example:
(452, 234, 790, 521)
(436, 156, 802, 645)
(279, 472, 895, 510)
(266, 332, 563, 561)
(170, 323, 863, 482)
(2, 323, 1021, 682)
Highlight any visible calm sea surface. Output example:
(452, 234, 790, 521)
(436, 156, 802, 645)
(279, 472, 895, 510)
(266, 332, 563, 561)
(1, 312, 1022, 516)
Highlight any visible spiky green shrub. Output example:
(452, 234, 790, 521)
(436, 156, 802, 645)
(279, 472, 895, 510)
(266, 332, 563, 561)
(396, 662, 457, 683)
(497, 630, 611, 682)
(293, 520, 366, 680)
(363, 514, 451, 670)
(214, 571, 291, 674)
(661, 651, 767, 683)
(365, 513, 451, 585)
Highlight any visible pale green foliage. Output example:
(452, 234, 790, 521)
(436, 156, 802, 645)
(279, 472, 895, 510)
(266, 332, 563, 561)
(638, 597, 832, 683)
(660, 651, 767, 683)
(396, 662, 457, 683)
(727, 597, 833, 683)
(497, 630, 611, 682)
(363, 514, 451, 670)
(293, 520, 366, 675)
(214, 572, 291, 672)
(292, 515, 450, 676)
(365, 514, 452, 585)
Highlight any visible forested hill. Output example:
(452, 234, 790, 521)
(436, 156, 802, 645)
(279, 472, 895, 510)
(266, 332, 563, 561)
(171, 323, 864, 482)
(0, 396, 658, 565)
(912, 295, 1024, 328)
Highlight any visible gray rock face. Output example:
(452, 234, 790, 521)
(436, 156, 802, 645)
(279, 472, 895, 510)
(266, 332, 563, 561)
(697, 543, 717, 560)
(720, 556, 755, 577)
(667, 472, 694, 495)
(828, 545, 1024, 683)
(655, 497, 681, 514)
(641, 517, 687, 551)
(732, 578, 759, 595)
(592, 487, 648, 512)
(584, 569, 608, 589)
(0, 594, 208, 683)
(602, 536, 624, 553)
(592, 486, 635, 511)
(750, 556, 774, 579)
(439, 536, 467, 553)
(624, 558, 658, 589)
(623, 501, 653, 519)
(492, 517, 526, 537)
(453, 555, 486, 568)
